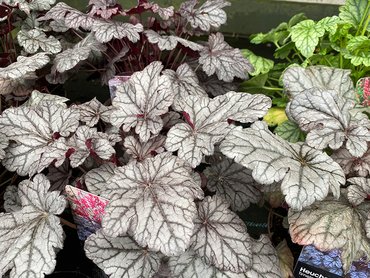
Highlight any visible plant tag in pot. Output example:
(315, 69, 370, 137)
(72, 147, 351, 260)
(65, 185, 109, 240)
(108, 75, 131, 99)
(294, 245, 370, 278)
(356, 77, 370, 107)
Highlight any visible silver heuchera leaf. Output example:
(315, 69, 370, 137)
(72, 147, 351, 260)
(144, 30, 178, 51)
(0, 52, 49, 79)
(199, 33, 253, 82)
(287, 87, 370, 157)
(84, 162, 116, 195)
(347, 177, 370, 206)
(288, 197, 370, 271)
(0, 134, 9, 160)
(204, 156, 262, 211)
(332, 145, 370, 177)
(40, 2, 94, 30)
(92, 19, 143, 43)
(180, 0, 230, 31)
(85, 229, 161, 278)
(190, 195, 252, 273)
(165, 92, 271, 168)
(4, 185, 21, 212)
(163, 63, 207, 100)
(0, 75, 34, 96)
(197, 71, 238, 97)
(74, 97, 111, 127)
(168, 236, 282, 277)
(0, 174, 66, 278)
(144, 30, 203, 51)
(110, 61, 173, 142)
(124, 135, 165, 162)
(101, 152, 204, 256)
(23, 90, 69, 107)
(220, 121, 345, 210)
(17, 29, 62, 54)
(0, 101, 79, 176)
(69, 126, 115, 168)
(53, 35, 104, 73)
(282, 66, 355, 99)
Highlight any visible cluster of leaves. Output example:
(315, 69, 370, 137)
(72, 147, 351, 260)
(0, 0, 251, 102)
(240, 0, 370, 143)
(0, 0, 286, 277)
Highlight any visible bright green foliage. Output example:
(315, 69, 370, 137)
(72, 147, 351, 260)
(241, 49, 274, 76)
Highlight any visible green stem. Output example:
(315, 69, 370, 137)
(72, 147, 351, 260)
(261, 86, 284, 91)
(361, 11, 370, 36)
(357, 1, 370, 36)
(339, 39, 344, 69)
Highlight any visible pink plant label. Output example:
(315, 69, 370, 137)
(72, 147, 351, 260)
(356, 77, 370, 106)
(65, 185, 109, 240)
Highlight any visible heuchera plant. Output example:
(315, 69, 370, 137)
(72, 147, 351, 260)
(1, 0, 370, 277)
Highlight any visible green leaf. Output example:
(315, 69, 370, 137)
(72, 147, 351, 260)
(290, 19, 325, 58)
(287, 13, 308, 29)
(344, 36, 370, 66)
(239, 74, 268, 93)
(317, 16, 340, 35)
(250, 22, 289, 45)
(274, 120, 305, 143)
(263, 107, 288, 126)
(339, 0, 370, 31)
(274, 41, 296, 59)
(241, 49, 274, 76)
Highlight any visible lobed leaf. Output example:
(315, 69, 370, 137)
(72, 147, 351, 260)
(17, 29, 61, 54)
(74, 97, 111, 127)
(287, 87, 370, 157)
(347, 177, 370, 206)
(163, 63, 207, 100)
(85, 162, 116, 196)
(290, 19, 325, 58)
(204, 156, 262, 211)
(0, 100, 79, 176)
(85, 229, 162, 278)
(166, 92, 271, 168)
(282, 65, 355, 99)
(339, 0, 370, 31)
(332, 145, 370, 177)
(190, 195, 252, 273)
(101, 152, 203, 256)
(124, 135, 165, 162)
(199, 33, 253, 82)
(220, 121, 345, 210)
(288, 197, 370, 271)
(110, 61, 173, 142)
(0, 174, 66, 278)
(92, 19, 143, 43)
(179, 0, 230, 32)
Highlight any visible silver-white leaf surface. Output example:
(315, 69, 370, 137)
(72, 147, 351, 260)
(287, 87, 370, 157)
(190, 195, 252, 273)
(220, 121, 345, 210)
(124, 135, 165, 162)
(347, 177, 370, 206)
(74, 97, 111, 127)
(204, 156, 262, 211)
(165, 92, 271, 168)
(179, 0, 230, 31)
(85, 229, 162, 278)
(288, 197, 370, 271)
(332, 145, 370, 177)
(17, 29, 62, 54)
(110, 61, 173, 142)
(0, 101, 79, 176)
(92, 19, 143, 43)
(199, 33, 253, 82)
(101, 152, 203, 256)
(282, 66, 355, 99)
(0, 174, 66, 278)
(85, 162, 116, 196)
(163, 63, 207, 100)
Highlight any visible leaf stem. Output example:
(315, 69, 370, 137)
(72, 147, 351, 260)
(361, 11, 370, 36)
(59, 217, 77, 229)
(357, 1, 370, 36)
